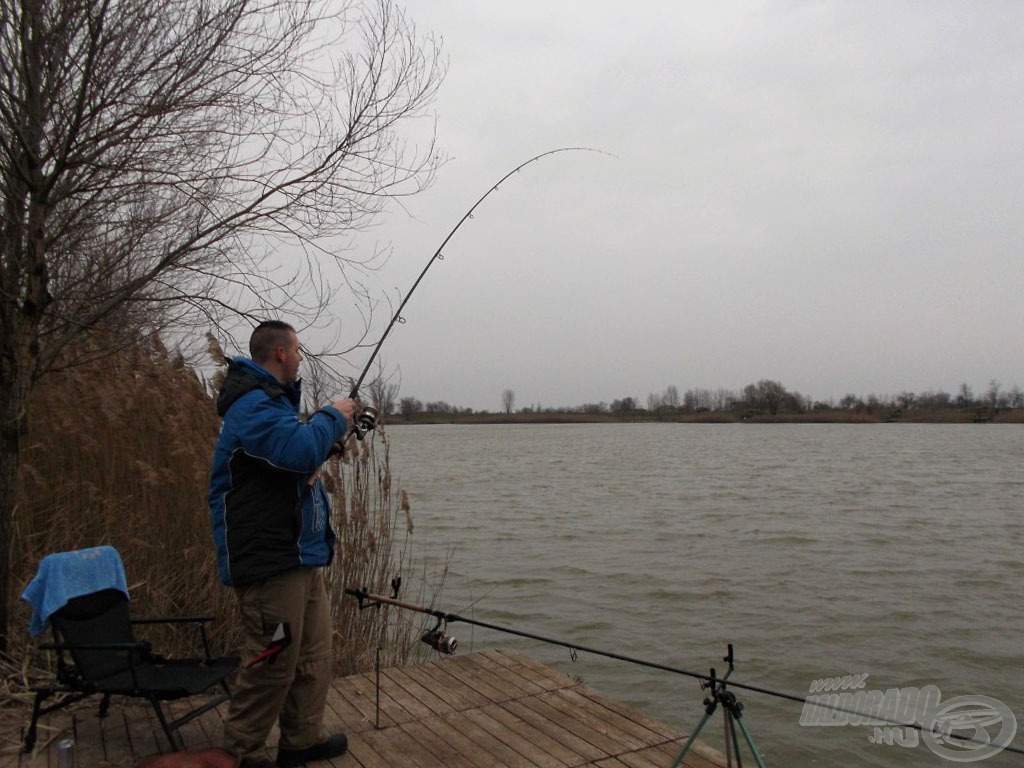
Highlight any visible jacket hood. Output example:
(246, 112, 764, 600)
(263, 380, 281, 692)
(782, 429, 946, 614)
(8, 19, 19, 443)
(216, 357, 302, 417)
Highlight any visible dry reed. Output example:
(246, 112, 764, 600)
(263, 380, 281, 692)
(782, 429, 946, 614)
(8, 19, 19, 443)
(321, 428, 428, 675)
(4, 334, 431, 706)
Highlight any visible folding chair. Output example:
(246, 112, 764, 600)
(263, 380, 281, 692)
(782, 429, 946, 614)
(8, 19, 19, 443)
(21, 547, 238, 753)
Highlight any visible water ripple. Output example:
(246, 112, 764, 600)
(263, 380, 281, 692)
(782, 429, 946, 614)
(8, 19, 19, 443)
(386, 423, 1024, 768)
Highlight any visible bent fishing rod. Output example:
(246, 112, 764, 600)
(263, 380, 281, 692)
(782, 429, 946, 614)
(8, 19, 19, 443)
(342, 147, 605, 439)
(345, 587, 1024, 757)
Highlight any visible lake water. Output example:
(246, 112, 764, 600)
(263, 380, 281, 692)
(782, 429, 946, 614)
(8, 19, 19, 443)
(382, 423, 1023, 767)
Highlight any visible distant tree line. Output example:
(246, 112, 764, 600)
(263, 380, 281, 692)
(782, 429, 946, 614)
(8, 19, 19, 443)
(397, 397, 476, 419)
(836, 380, 1023, 413)
(380, 379, 1023, 421)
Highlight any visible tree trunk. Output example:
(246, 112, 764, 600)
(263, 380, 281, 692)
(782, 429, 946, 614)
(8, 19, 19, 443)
(0, 0, 50, 651)
(0, 366, 30, 655)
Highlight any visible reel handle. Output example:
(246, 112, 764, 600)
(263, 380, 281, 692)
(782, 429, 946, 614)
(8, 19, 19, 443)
(329, 405, 379, 457)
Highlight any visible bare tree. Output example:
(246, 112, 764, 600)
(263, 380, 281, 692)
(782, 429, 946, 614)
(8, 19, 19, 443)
(896, 391, 916, 410)
(714, 388, 736, 411)
(0, 0, 444, 649)
(1010, 386, 1024, 409)
(739, 380, 788, 415)
(840, 393, 864, 411)
(663, 385, 680, 409)
(611, 396, 636, 414)
(366, 373, 399, 416)
(986, 379, 1001, 410)
(759, 380, 787, 415)
(501, 388, 515, 414)
(399, 396, 421, 421)
(957, 383, 974, 408)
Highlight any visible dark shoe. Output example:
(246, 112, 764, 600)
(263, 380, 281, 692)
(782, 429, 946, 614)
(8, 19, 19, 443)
(240, 759, 277, 768)
(276, 734, 348, 767)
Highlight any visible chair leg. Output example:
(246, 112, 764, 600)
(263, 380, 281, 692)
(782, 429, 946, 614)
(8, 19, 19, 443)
(24, 690, 51, 752)
(24, 690, 93, 753)
(149, 697, 184, 752)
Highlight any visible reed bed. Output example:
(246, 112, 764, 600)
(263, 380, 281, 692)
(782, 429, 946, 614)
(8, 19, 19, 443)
(4, 335, 429, 706)
(321, 430, 427, 675)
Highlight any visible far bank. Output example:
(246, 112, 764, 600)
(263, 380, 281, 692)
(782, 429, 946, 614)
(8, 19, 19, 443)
(384, 406, 1023, 426)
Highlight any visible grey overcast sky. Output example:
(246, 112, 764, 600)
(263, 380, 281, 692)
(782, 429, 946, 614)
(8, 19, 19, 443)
(339, 1, 1024, 412)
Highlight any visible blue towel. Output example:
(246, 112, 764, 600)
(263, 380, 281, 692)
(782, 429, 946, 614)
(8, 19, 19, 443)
(21, 546, 129, 637)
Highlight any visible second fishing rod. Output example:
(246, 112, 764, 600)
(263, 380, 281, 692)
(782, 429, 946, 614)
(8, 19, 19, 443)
(345, 587, 1024, 759)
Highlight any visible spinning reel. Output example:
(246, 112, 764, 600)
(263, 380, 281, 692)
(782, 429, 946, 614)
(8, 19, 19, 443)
(352, 405, 379, 440)
(421, 617, 457, 655)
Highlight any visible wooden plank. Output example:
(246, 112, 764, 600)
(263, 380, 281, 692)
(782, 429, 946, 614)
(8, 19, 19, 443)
(673, 739, 731, 768)
(103, 712, 135, 765)
(493, 651, 581, 684)
(111, 703, 159, 763)
(459, 652, 546, 698)
(617, 747, 678, 768)
(487, 704, 593, 768)
(24, 716, 74, 768)
(630, 740, 723, 768)
(499, 696, 618, 761)
(343, 732, 393, 768)
(55, 712, 97, 766)
(413, 713, 511, 768)
(175, 698, 225, 750)
(432, 710, 534, 768)
(162, 698, 216, 752)
(358, 725, 439, 768)
(464, 708, 569, 768)
(438, 655, 517, 704)
(123, 704, 167, 761)
(398, 663, 480, 712)
(412, 660, 499, 710)
(492, 650, 579, 691)
(319, 688, 360, 752)
(373, 668, 452, 722)
(536, 689, 651, 752)
(517, 691, 636, 757)
(325, 683, 377, 734)
(555, 688, 668, 748)
(370, 672, 435, 722)
(319, 748, 358, 768)
(329, 678, 397, 730)
(340, 673, 415, 726)
(574, 687, 684, 741)
(379, 667, 455, 717)
(395, 720, 478, 768)
(501, 698, 607, 764)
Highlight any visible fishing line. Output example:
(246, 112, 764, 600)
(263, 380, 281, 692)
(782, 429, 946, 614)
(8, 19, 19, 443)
(345, 588, 1023, 757)
(347, 147, 608, 405)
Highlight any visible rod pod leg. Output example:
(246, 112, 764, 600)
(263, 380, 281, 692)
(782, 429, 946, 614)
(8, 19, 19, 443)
(734, 711, 768, 768)
(670, 708, 715, 768)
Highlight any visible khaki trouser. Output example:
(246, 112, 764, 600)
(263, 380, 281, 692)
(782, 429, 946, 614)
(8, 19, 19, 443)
(223, 568, 332, 762)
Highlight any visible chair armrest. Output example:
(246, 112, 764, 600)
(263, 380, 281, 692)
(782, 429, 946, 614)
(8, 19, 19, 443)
(130, 616, 218, 659)
(40, 640, 150, 652)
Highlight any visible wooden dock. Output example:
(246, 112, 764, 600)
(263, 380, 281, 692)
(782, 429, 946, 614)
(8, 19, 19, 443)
(1, 649, 727, 768)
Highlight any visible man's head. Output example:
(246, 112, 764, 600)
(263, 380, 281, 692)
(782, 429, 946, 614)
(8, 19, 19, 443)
(250, 321, 301, 384)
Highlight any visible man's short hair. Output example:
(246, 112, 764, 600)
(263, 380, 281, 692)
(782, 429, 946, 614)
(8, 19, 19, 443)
(250, 321, 296, 364)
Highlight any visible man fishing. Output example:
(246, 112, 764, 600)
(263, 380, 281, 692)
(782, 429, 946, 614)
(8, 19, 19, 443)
(208, 320, 357, 768)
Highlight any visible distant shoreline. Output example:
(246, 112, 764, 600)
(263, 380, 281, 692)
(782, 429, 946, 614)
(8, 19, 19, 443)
(385, 408, 1024, 426)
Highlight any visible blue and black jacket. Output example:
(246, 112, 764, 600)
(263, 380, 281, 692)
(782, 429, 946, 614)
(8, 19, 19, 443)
(208, 357, 347, 586)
